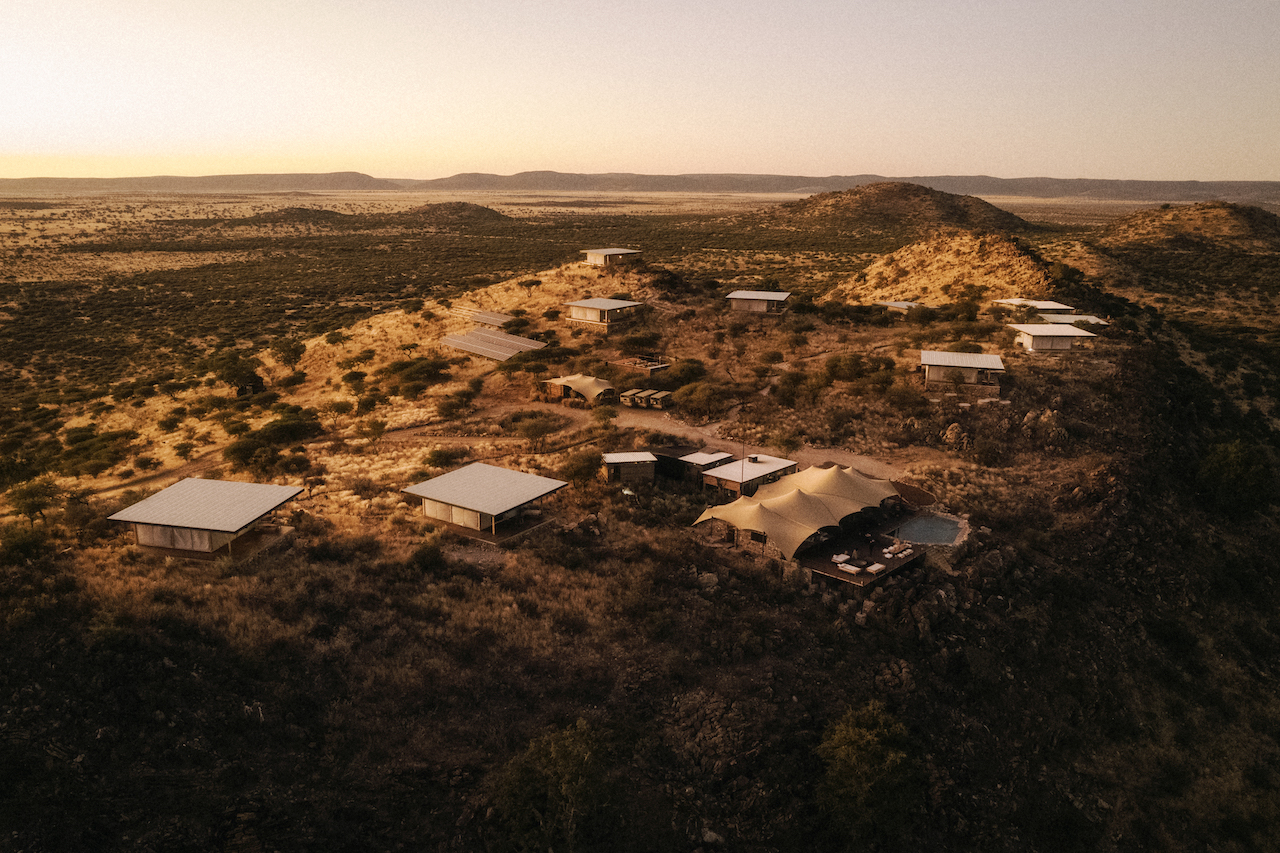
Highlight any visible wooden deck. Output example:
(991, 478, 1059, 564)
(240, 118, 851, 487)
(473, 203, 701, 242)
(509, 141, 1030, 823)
(796, 529, 926, 587)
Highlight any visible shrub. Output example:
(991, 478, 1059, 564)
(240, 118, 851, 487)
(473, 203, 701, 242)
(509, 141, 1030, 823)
(816, 702, 923, 844)
(490, 720, 604, 853)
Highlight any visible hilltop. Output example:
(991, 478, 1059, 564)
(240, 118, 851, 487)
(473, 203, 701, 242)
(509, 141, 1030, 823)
(1097, 201, 1280, 251)
(754, 182, 1029, 238)
(823, 232, 1052, 305)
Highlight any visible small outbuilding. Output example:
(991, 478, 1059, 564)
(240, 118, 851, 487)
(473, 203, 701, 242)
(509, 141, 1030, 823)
(108, 478, 302, 557)
(403, 463, 567, 534)
(702, 453, 798, 498)
(679, 449, 735, 481)
(727, 290, 791, 314)
(545, 373, 617, 404)
(602, 451, 657, 485)
(581, 248, 642, 267)
(920, 351, 1005, 386)
(563, 297, 643, 328)
(1008, 323, 1098, 352)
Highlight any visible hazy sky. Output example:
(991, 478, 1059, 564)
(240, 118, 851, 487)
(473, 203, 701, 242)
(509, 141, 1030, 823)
(3, 0, 1278, 181)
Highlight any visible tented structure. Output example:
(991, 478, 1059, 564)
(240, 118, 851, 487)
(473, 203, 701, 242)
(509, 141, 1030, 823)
(545, 373, 617, 403)
(695, 465, 900, 559)
(109, 478, 301, 555)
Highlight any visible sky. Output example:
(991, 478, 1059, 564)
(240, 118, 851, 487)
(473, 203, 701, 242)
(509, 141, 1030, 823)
(3, 0, 1278, 182)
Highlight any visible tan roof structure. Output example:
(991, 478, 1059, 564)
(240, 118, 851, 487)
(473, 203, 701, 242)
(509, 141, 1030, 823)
(695, 465, 900, 559)
(545, 373, 616, 402)
(581, 248, 642, 266)
(443, 328, 546, 361)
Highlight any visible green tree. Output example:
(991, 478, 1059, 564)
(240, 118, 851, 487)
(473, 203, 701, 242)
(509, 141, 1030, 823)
(491, 720, 603, 853)
(6, 478, 61, 526)
(560, 450, 603, 488)
(816, 701, 923, 847)
(270, 337, 307, 369)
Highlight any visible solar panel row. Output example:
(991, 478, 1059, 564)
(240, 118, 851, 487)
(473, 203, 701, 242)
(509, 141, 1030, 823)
(443, 329, 546, 362)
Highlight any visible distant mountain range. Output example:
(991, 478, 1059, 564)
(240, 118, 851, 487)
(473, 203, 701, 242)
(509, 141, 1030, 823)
(2, 170, 1278, 204)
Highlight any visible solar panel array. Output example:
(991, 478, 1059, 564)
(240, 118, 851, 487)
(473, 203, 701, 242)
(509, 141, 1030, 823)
(443, 328, 546, 362)
(450, 306, 515, 327)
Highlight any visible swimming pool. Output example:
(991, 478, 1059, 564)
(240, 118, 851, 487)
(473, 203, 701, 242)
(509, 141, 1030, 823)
(894, 514, 964, 545)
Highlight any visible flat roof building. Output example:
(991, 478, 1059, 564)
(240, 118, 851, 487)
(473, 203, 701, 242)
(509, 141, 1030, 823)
(1008, 323, 1098, 352)
(581, 248, 642, 266)
(727, 290, 791, 314)
(564, 297, 643, 328)
(994, 298, 1075, 311)
(403, 463, 566, 534)
(108, 478, 301, 557)
(602, 451, 657, 485)
(702, 453, 798, 498)
(920, 350, 1006, 386)
(1037, 313, 1109, 326)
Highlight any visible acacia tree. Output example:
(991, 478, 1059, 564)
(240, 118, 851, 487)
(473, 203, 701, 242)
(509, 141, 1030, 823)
(6, 478, 61, 526)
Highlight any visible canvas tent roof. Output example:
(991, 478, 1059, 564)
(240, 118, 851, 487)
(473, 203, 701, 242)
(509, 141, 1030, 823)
(695, 465, 900, 559)
(1007, 323, 1097, 338)
(547, 373, 615, 400)
(920, 351, 1006, 370)
(402, 463, 566, 516)
(108, 478, 301, 533)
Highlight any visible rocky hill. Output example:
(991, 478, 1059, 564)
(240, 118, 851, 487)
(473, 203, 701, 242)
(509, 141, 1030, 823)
(754, 182, 1029, 240)
(1096, 201, 1280, 251)
(823, 232, 1052, 305)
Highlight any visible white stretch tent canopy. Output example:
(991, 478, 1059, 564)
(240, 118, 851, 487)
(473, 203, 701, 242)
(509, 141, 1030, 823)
(695, 465, 899, 559)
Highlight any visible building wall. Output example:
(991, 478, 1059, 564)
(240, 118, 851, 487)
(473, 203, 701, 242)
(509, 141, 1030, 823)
(567, 305, 606, 323)
(1019, 333, 1074, 352)
(729, 298, 770, 313)
(422, 498, 483, 530)
(605, 461, 655, 485)
(134, 523, 236, 552)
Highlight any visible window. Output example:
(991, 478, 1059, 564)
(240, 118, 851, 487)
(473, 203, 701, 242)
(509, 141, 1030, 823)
(749, 530, 767, 543)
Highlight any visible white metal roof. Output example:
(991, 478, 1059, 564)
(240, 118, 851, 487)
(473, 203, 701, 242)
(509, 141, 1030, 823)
(681, 450, 734, 466)
(603, 451, 657, 464)
(875, 300, 921, 310)
(703, 454, 796, 484)
(564, 297, 642, 310)
(727, 290, 791, 301)
(1037, 313, 1109, 326)
(581, 248, 641, 256)
(920, 350, 1006, 370)
(1007, 323, 1098, 338)
(108, 478, 302, 533)
(994, 298, 1075, 311)
(402, 463, 567, 516)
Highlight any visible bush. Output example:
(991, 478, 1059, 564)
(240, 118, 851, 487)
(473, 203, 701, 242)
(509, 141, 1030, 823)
(816, 702, 923, 845)
(490, 720, 604, 853)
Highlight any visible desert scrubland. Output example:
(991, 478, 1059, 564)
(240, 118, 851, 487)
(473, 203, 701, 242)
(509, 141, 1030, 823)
(2, 184, 1279, 851)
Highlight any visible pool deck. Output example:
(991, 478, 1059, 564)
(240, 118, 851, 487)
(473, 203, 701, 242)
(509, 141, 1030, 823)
(797, 528, 926, 588)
